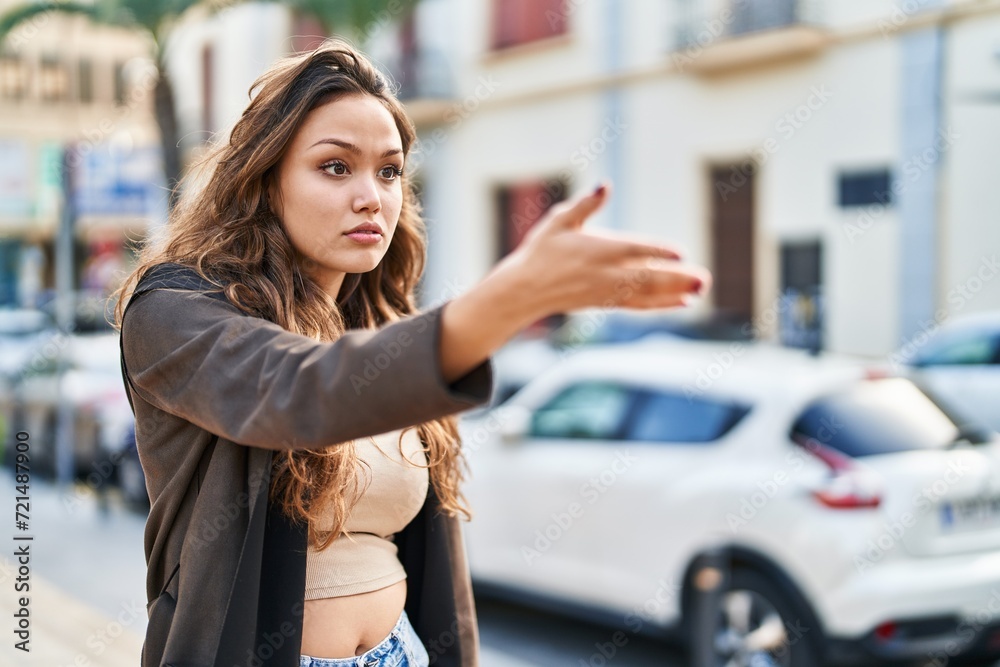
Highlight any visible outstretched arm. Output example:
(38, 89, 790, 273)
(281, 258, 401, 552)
(438, 183, 710, 383)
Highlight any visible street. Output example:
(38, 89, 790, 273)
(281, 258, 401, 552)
(0, 473, 686, 666)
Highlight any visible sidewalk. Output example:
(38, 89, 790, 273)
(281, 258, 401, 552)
(0, 473, 147, 666)
(0, 560, 144, 667)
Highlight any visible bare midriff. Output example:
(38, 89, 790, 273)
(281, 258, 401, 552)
(300, 579, 407, 658)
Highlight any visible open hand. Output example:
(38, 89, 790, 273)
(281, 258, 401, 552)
(502, 182, 712, 317)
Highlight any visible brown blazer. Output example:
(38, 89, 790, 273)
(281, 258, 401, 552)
(120, 263, 493, 667)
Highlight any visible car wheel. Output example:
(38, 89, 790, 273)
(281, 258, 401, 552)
(700, 568, 823, 667)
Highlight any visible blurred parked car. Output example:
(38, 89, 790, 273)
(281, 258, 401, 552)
(461, 339, 1000, 667)
(549, 309, 754, 347)
(6, 332, 133, 480)
(0, 308, 60, 450)
(478, 310, 754, 414)
(902, 312, 1000, 433)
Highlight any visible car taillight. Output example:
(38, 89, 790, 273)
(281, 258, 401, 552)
(794, 435, 883, 509)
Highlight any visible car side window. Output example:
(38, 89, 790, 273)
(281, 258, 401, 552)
(530, 382, 637, 440)
(625, 390, 750, 443)
(918, 333, 999, 366)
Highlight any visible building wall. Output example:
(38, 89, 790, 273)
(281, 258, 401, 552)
(941, 11, 1000, 320)
(409, 0, 1000, 358)
(164, 2, 292, 160)
(0, 0, 160, 303)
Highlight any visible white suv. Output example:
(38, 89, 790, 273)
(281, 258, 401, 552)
(460, 339, 1000, 666)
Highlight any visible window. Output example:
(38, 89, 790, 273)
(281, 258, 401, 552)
(729, 0, 798, 36)
(791, 378, 977, 458)
(626, 390, 749, 443)
(491, 0, 568, 50)
(290, 11, 327, 53)
(78, 59, 93, 103)
(39, 56, 69, 102)
(495, 178, 566, 259)
(915, 333, 1000, 366)
(838, 169, 892, 208)
(530, 382, 637, 440)
(0, 54, 27, 100)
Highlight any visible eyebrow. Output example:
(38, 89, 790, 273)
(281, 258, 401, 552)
(308, 138, 402, 159)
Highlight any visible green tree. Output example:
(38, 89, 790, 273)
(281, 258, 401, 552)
(0, 0, 415, 208)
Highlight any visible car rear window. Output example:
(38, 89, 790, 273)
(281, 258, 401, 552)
(791, 378, 964, 457)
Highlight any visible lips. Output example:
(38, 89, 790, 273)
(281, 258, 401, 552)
(345, 222, 383, 235)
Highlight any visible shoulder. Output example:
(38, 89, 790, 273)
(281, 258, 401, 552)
(121, 263, 251, 346)
(133, 262, 228, 302)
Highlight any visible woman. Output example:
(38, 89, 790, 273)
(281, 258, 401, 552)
(114, 39, 710, 667)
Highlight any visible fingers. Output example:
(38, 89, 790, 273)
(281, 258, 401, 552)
(603, 262, 711, 311)
(583, 229, 685, 262)
(540, 182, 613, 233)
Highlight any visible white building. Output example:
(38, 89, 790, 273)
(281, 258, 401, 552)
(158, 0, 1000, 359)
(0, 0, 160, 305)
(381, 0, 1000, 358)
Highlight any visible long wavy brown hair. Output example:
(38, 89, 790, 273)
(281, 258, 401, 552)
(112, 38, 471, 550)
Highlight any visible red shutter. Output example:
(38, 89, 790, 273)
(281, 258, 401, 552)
(492, 0, 567, 50)
(291, 13, 327, 53)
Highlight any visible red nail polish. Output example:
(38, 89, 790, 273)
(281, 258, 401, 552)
(594, 183, 607, 196)
(691, 278, 703, 294)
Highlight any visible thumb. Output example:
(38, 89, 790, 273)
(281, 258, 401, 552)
(539, 182, 612, 235)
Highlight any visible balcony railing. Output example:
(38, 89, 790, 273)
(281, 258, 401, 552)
(675, 0, 823, 49)
(394, 49, 454, 101)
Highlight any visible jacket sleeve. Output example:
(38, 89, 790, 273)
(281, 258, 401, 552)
(121, 287, 494, 450)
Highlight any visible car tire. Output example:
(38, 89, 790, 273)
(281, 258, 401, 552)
(693, 567, 825, 667)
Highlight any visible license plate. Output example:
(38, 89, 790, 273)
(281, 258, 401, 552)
(940, 496, 1000, 532)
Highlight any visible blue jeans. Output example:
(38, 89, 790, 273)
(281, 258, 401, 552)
(299, 609, 430, 667)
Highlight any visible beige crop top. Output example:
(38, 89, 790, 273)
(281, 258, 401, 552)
(304, 428, 429, 600)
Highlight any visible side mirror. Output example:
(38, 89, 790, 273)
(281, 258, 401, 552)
(497, 405, 532, 444)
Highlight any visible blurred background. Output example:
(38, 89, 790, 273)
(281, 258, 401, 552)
(1, 0, 999, 665)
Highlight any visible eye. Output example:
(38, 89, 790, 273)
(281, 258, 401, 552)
(322, 160, 349, 176)
(380, 165, 403, 181)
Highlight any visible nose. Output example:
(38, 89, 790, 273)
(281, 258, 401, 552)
(352, 175, 382, 215)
